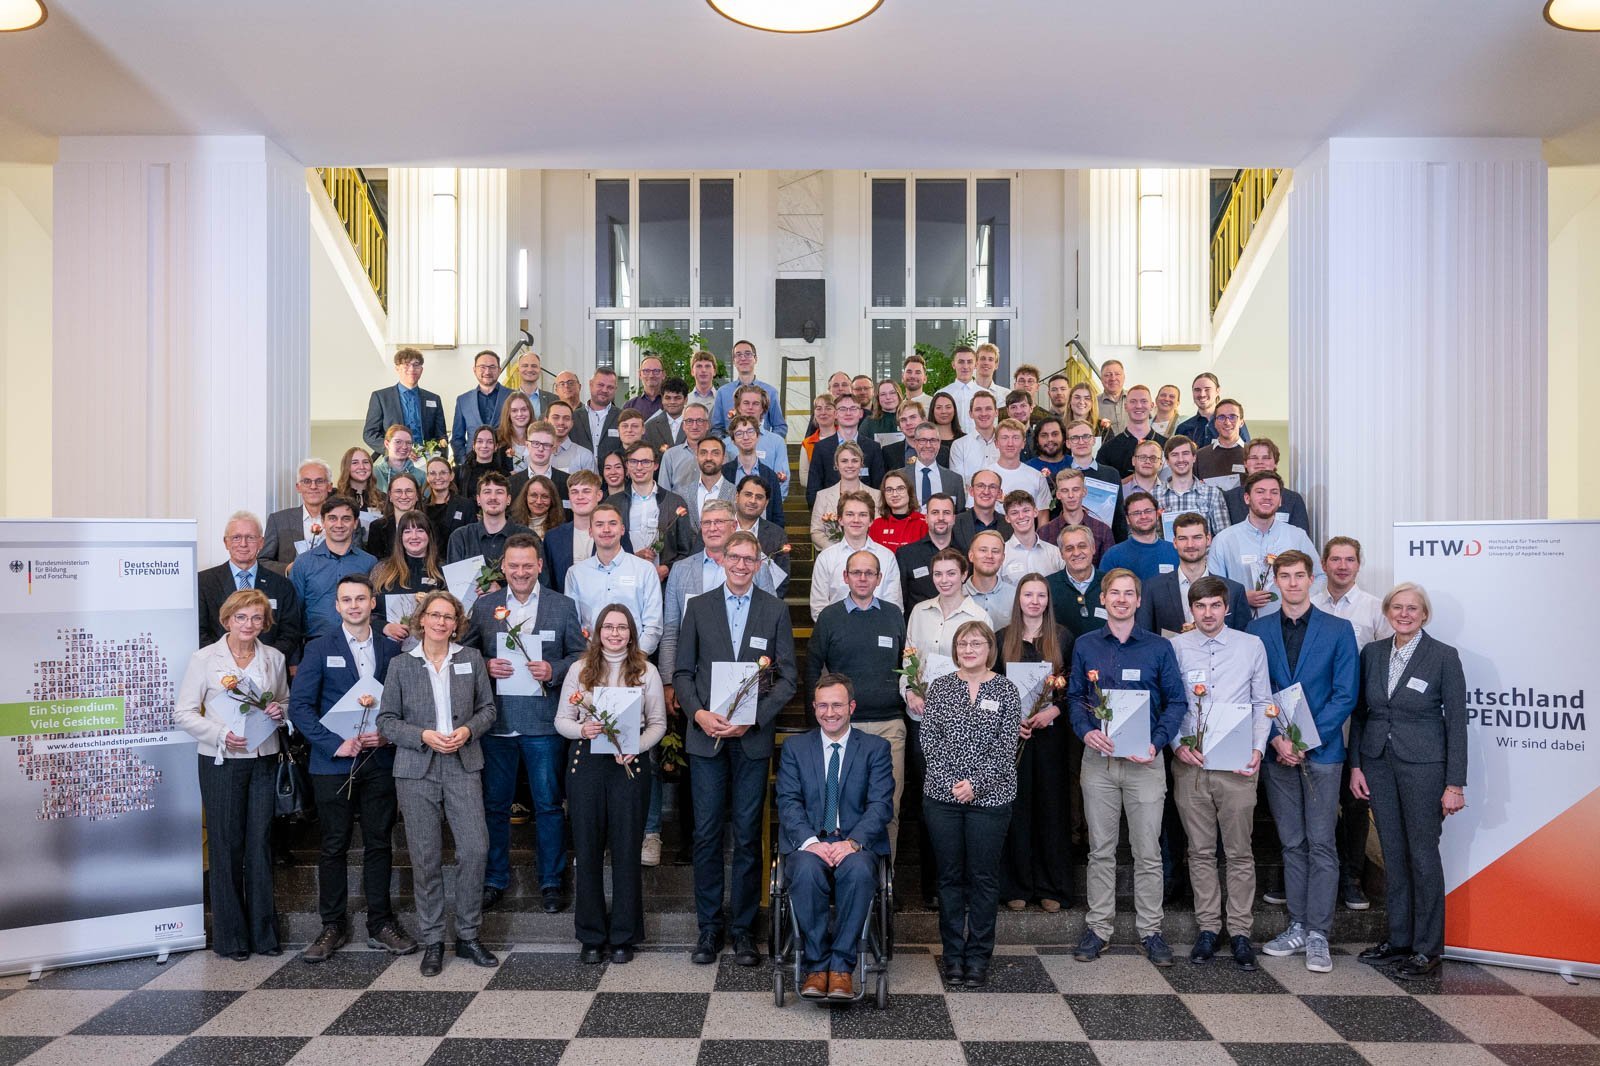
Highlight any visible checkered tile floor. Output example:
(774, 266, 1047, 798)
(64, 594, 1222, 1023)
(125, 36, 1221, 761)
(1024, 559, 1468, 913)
(0, 942, 1596, 1065)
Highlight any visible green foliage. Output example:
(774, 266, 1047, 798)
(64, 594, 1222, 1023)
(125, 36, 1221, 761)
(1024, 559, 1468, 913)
(630, 326, 725, 389)
(912, 328, 977, 394)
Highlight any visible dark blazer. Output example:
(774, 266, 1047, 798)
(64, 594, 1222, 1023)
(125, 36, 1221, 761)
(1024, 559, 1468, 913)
(604, 487, 693, 569)
(1097, 428, 1169, 479)
(950, 510, 1014, 552)
(806, 434, 887, 506)
(673, 585, 798, 760)
(542, 523, 635, 595)
(1047, 569, 1108, 638)
(377, 646, 499, 776)
(776, 728, 895, 856)
(457, 454, 514, 500)
(643, 410, 685, 454)
(288, 628, 402, 775)
(364, 383, 447, 453)
(1349, 632, 1468, 786)
(463, 586, 587, 736)
(722, 460, 785, 525)
(904, 462, 968, 512)
(261, 506, 310, 573)
(1134, 570, 1253, 634)
(880, 439, 908, 472)
(197, 563, 303, 662)
(1224, 484, 1311, 535)
(1248, 607, 1360, 764)
(451, 383, 513, 461)
(569, 403, 624, 461)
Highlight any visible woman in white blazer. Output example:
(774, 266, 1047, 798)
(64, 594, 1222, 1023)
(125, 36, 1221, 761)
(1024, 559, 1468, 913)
(174, 588, 288, 959)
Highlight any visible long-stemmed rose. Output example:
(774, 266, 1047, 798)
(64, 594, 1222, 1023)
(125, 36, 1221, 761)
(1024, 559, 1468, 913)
(1265, 700, 1317, 797)
(1253, 553, 1280, 601)
(651, 505, 690, 556)
(712, 655, 773, 754)
(1179, 682, 1210, 753)
(819, 512, 843, 544)
(894, 646, 927, 699)
(1017, 674, 1067, 765)
(1087, 668, 1113, 725)
(340, 693, 380, 797)
(492, 605, 534, 661)
(569, 690, 636, 778)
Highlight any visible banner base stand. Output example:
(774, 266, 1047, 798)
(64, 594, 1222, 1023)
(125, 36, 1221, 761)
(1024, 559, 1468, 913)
(1, 937, 207, 980)
(1445, 945, 1600, 981)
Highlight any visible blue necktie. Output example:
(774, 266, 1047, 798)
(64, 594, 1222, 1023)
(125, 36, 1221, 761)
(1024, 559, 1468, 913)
(823, 742, 841, 834)
(400, 387, 422, 442)
(236, 569, 252, 590)
(921, 466, 932, 506)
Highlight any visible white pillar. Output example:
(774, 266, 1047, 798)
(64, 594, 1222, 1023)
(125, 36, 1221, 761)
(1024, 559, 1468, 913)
(52, 136, 310, 564)
(1289, 138, 1547, 591)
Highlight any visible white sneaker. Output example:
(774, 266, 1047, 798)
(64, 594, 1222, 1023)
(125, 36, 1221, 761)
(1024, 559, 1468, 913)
(1262, 922, 1308, 957)
(641, 833, 662, 867)
(1305, 932, 1333, 973)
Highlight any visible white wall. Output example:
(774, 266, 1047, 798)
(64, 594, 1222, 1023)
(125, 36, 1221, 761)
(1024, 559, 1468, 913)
(1548, 165, 1600, 519)
(309, 206, 387, 459)
(0, 164, 52, 517)
(1210, 217, 1290, 428)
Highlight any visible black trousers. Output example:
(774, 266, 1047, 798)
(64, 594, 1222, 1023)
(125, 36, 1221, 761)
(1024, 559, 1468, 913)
(311, 761, 398, 935)
(1364, 753, 1448, 957)
(1001, 722, 1072, 904)
(1338, 762, 1371, 886)
(570, 746, 653, 949)
(198, 755, 278, 955)
(924, 797, 1011, 969)
(903, 718, 939, 900)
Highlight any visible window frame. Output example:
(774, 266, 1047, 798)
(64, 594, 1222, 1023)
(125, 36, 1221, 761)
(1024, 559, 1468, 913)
(584, 171, 743, 378)
(860, 170, 1022, 381)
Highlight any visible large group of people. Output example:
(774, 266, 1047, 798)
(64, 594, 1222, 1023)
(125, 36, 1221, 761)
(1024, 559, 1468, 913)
(177, 340, 1468, 993)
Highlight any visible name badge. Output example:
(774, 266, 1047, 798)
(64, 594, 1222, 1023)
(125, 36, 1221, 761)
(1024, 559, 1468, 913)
(1407, 677, 1429, 693)
(326, 656, 346, 668)
(268, 598, 278, 610)
(539, 630, 556, 641)
(1094, 607, 1108, 619)
(1187, 669, 1206, 684)
(607, 428, 620, 437)
(1241, 554, 1257, 564)
(294, 539, 310, 555)
(619, 576, 637, 588)
(749, 637, 769, 650)
(756, 450, 768, 460)
(1232, 463, 1244, 473)
(426, 399, 439, 408)
(878, 635, 894, 648)
(1121, 669, 1141, 681)
(453, 511, 463, 520)
(913, 566, 930, 578)
(1158, 564, 1175, 574)
(453, 663, 473, 675)
(980, 699, 999, 711)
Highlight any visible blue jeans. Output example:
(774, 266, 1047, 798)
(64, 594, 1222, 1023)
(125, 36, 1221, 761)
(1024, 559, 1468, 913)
(482, 733, 567, 891)
(689, 745, 769, 938)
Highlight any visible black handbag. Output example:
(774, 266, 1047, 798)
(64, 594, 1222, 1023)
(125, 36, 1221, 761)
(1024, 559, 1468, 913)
(273, 741, 314, 819)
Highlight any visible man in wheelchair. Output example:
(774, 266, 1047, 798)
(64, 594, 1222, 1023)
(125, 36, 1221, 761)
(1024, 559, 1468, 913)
(774, 672, 895, 1001)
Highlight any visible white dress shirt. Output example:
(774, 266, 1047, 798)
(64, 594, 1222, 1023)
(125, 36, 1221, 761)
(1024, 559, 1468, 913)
(809, 538, 903, 620)
(950, 432, 1000, 485)
(996, 462, 1051, 508)
(801, 726, 854, 849)
(343, 626, 375, 678)
(553, 438, 597, 474)
(564, 550, 664, 652)
(1311, 585, 1393, 647)
(411, 642, 464, 735)
(900, 597, 992, 699)
(941, 378, 983, 435)
(628, 484, 662, 546)
(1002, 536, 1064, 582)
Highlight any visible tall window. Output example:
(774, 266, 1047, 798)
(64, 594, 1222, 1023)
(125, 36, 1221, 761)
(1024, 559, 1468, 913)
(865, 172, 1018, 382)
(589, 173, 740, 386)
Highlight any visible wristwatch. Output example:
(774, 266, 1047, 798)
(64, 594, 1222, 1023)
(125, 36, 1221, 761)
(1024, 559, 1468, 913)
(846, 838, 861, 853)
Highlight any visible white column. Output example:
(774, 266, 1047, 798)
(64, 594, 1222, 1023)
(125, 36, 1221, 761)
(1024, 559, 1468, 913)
(52, 136, 310, 564)
(776, 169, 825, 439)
(1289, 138, 1547, 590)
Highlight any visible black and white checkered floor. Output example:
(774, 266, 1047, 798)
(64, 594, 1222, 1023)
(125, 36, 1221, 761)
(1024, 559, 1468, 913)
(0, 941, 1596, 1066)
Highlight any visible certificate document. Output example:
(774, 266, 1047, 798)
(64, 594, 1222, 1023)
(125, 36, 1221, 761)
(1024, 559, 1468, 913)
(1105, 689, 1151, 759)
(1006, 661, 1052, 711)
(711, 661, 760, 726)
(588, 687, 643, 755)
(495, 630, 544, 698)
(443, 555, 486, 612)
(1202, 701, 1254, 772)
(1272, 682, 1322, 751)
(1082, 478, 1119, 527)
(318, 675, 387, 741)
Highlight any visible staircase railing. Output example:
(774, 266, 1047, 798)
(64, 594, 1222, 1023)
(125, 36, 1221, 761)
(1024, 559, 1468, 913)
(1209, 168, 1281, 314)
(316, 167, 387, 310)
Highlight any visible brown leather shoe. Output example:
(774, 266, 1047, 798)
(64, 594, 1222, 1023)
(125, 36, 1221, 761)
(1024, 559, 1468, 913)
(827, 971, 854, 1000)
(800, 971, 829, 999)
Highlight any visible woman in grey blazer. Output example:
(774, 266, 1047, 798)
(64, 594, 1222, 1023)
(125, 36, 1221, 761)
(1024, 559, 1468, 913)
(1348, 582, 1467, 978)
(378, 589, 501, 976)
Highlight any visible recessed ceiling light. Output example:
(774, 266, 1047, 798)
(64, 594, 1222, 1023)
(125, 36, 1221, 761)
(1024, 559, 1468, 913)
(707, 0, 882, 33)
(0, 0, 46, 32)
(1545, 0, 1600, 31)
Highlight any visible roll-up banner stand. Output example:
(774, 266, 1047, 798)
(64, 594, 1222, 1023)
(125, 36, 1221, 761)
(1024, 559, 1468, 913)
(0, 520, 205, 975)
(1396, 519, 1599, 978)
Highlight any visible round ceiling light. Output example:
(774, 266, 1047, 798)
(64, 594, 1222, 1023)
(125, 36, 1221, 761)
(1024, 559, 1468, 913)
(1545, 0, 1600, 30)
(707, 0, 882, 33)
(0, 0, 46, 32)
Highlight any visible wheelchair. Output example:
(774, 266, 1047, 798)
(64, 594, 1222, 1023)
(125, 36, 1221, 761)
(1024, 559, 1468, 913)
(768, 845, 895, 1009)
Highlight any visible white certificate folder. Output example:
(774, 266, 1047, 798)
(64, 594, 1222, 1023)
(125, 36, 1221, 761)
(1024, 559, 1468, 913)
(711, 661, 760, 725)
(1105, 689, 1151, 759)
(587, 687, 643, 755)
(1201, 701, 1254, 772)
(1271, 682, 1322, 751)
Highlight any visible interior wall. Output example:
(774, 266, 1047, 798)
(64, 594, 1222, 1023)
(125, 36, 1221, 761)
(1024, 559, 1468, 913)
(1548, 165, 1600, 519)
(309, 207, 387, 460)
(0, 164, 52, 517)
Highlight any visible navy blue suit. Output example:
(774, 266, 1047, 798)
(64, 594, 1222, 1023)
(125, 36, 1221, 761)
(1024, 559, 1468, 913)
(776, 728, 894, 973)
(543, 524, 635, 594)
(364, 383, 447, 453)
(1134, 570, 1253, 634)
(289, 629, 403, 776)
(723, 459, 785, 525)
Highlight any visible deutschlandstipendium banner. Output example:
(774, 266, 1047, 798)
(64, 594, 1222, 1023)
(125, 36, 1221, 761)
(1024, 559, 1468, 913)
(1396, 519, 1599, 977)
(0, 520, 206, 975)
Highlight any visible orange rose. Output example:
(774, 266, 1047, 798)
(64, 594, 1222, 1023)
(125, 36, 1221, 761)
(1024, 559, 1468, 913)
(675, 506, 688, 517)
(220, 674, 239, 690)
(569, 692, 584, 705)
(358, 694, 376, 709)
(1264, 703, 1280, 719)
(1086, 669, 1100, 684)
(311, 524, 323, 536)
(493, 606, 510, 621)
(1192, 683, 1207, 698)
(757, 656, 771, 669)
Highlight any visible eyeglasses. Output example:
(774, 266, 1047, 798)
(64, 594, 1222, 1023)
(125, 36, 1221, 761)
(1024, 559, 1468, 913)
(599, 623, 632, 633)
(421, 611, 457, 622)
(845, 569, 880, 578)
(298, 477, 329, 487)
(725, 554, 759, 567)
(626, 457, 655, 466)
(955, 640, 990, 651)
(224, 534, 261, 543)
(1214, 414, 1241, 423)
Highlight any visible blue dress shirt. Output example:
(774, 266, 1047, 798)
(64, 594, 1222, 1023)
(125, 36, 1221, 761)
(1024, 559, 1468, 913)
(1067, 624, 1189, 751)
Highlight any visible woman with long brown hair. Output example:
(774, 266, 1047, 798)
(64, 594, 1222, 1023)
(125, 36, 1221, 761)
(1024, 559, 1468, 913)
(370, 510, 446, 643)
(996, 573, 1074, 913)
(512, 474, 567, 537)
(556, 604, 667, 964)
(363, 472, 421, 562)
(337, 446, 384, 514)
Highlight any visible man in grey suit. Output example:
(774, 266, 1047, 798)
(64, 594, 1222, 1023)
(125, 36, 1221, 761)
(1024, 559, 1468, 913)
(451, 349, 513, 462)
(643, 377, 689, 455)
(674, 531, 798, 968)
(377, 591, 501, 976)
(262, 459, 333, 573)
(660, 402, 714, 497)
(515, 348, 559, 421)
(364, 347, 447, 454)
(906, 424, 967, 512)
(678, 437, 737, 540)
(466, 534, 587, 915)
(569, 367, 624, 462)
(731, 477, 792, 595)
